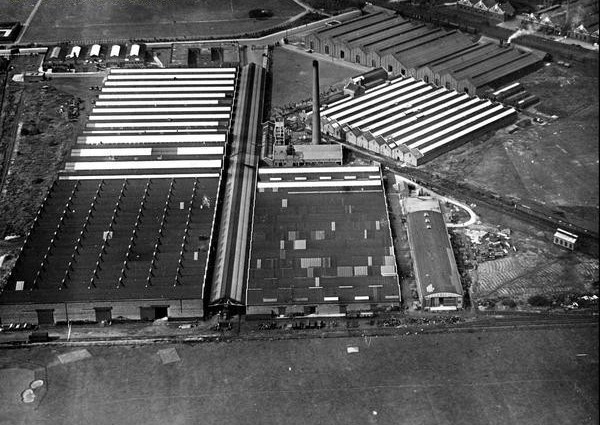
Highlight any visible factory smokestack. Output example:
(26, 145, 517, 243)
(311, 60, 321, 145)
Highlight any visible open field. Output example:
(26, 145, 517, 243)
(18, 0, 304, 43)
(423, 62, 599, 232)
(270, 46, 365, 107)
(0, 0, 38, 23)
(0, 326, 597, 425)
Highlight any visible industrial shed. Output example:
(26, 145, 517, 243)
(305, 10, 545, 93)
(403, 197, 463, 311)
(0, 68, 237, 325)
(246, 166, 401, 317)
(316, 75, 517, 165)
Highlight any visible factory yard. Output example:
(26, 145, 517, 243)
(1, 326, 598, 425)
(15, 0, 305, 43)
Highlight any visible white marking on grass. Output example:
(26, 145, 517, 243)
(158, 348, 180, 364)
(347, 346, 359, 354)
(57, 349, 92, 364)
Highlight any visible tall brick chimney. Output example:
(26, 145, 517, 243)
(311, 60, 321, 145)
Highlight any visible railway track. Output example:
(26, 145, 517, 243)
(323, 135, 599, 255)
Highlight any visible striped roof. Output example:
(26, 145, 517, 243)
(316, 76, 516, 158)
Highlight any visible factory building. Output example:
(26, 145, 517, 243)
(403, 197, 463, 311)
(304, 11, 545, 94)
(316, 74, 517, 165)
(456, 0, 515, 23)
(43, 43, 144, 71)
(246, 166, 401, 317)
(0, 68, 237, 325)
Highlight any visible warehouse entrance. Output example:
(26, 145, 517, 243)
(140, 306, 169, 321)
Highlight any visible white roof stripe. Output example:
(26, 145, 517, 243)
(92, 106, 230, 113)
(95, 100, 220, 106)
(419, 108, 515, 154)
(59, 173, 220, 180)
(259, 166, 379, 174)
(79, 134, 226, 144)
(110, 68, 237, 73)
(101, 86, 234, 93)
(68, 159, 222, 171)
(257, 180, 381, 189)
(107, 74, 236, 80)
(104, 79, 234, 86)
(87, 121, 221, 128)
(89, 114, 229, 121)
(98, 93, 227, 99)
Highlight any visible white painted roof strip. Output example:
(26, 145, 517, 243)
(72, 148, 153, 157)
(104, 80, 234, 87)
(101, 86, 234, 93)
(320, 78, 414, 117)
(419, 108, 515, 154)
(60, 173, 220, 180)
(386, 97, 479, 139)
(107, 74, 236, 80)
(176, 146, 224, 155)
(257, 180, 381, 189)
(98, 93, 227, 99)
(79, 134, 226, 144)
(370, 91, 463, 135)
(87, 121, 220, 128)
(110, 68, 237, 73)
(259, 166, 379, 174)
(396, 101, 492, 146)
(337, 85, 433, 125)
(352, 88, 447, 129)
(82, 129, 219, 134)
(92, 106, 230, 114)
(492, 82, 520, 96)
(68, 159, 222, 171)
(89, 114, 229, 121)
(329, 79, 424, 121)
(94, 100, 220, 106)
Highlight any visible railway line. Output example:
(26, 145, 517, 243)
(323, 134, 599, 256)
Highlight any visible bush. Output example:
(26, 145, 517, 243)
(249, 9, 274, 19)
(527, 295, 551, 307)
(501, 298, 517, 308)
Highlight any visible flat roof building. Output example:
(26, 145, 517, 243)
(246, 166, 401, 317)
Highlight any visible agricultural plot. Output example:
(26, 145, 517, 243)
(19, 0, 304, 43)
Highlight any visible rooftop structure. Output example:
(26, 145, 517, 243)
(271, 144, 343, 167)
(0, 68, 237, 325)
(403, 197, 463, 311)
(246, 166, 400, 317)
(317, 75, 516, 165)
(305, 11, 545, 94)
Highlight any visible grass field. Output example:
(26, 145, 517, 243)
(423, 63, 599, 232)
(18, 0, 304, 43)
(270, 46, 366, 107)
(0, 0, 38, 23)
(0, 327, 597, 424)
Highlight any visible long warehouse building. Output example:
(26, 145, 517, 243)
(0, 68, 237, 325)
(317, 74, 517, 165)
(305, 10, 545, 94)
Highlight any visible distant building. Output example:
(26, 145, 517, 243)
(553, 228, 577, 250)
(456, 0, 515, 22)
(403, 197, 463, 311)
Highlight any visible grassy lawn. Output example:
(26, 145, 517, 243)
(0, 0, 38, 23)
(0, 326, 597, 424)
(270, 46, 365, 107)
(19, 0, 304, 43)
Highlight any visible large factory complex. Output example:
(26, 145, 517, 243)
(0, 4, 564, 324)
